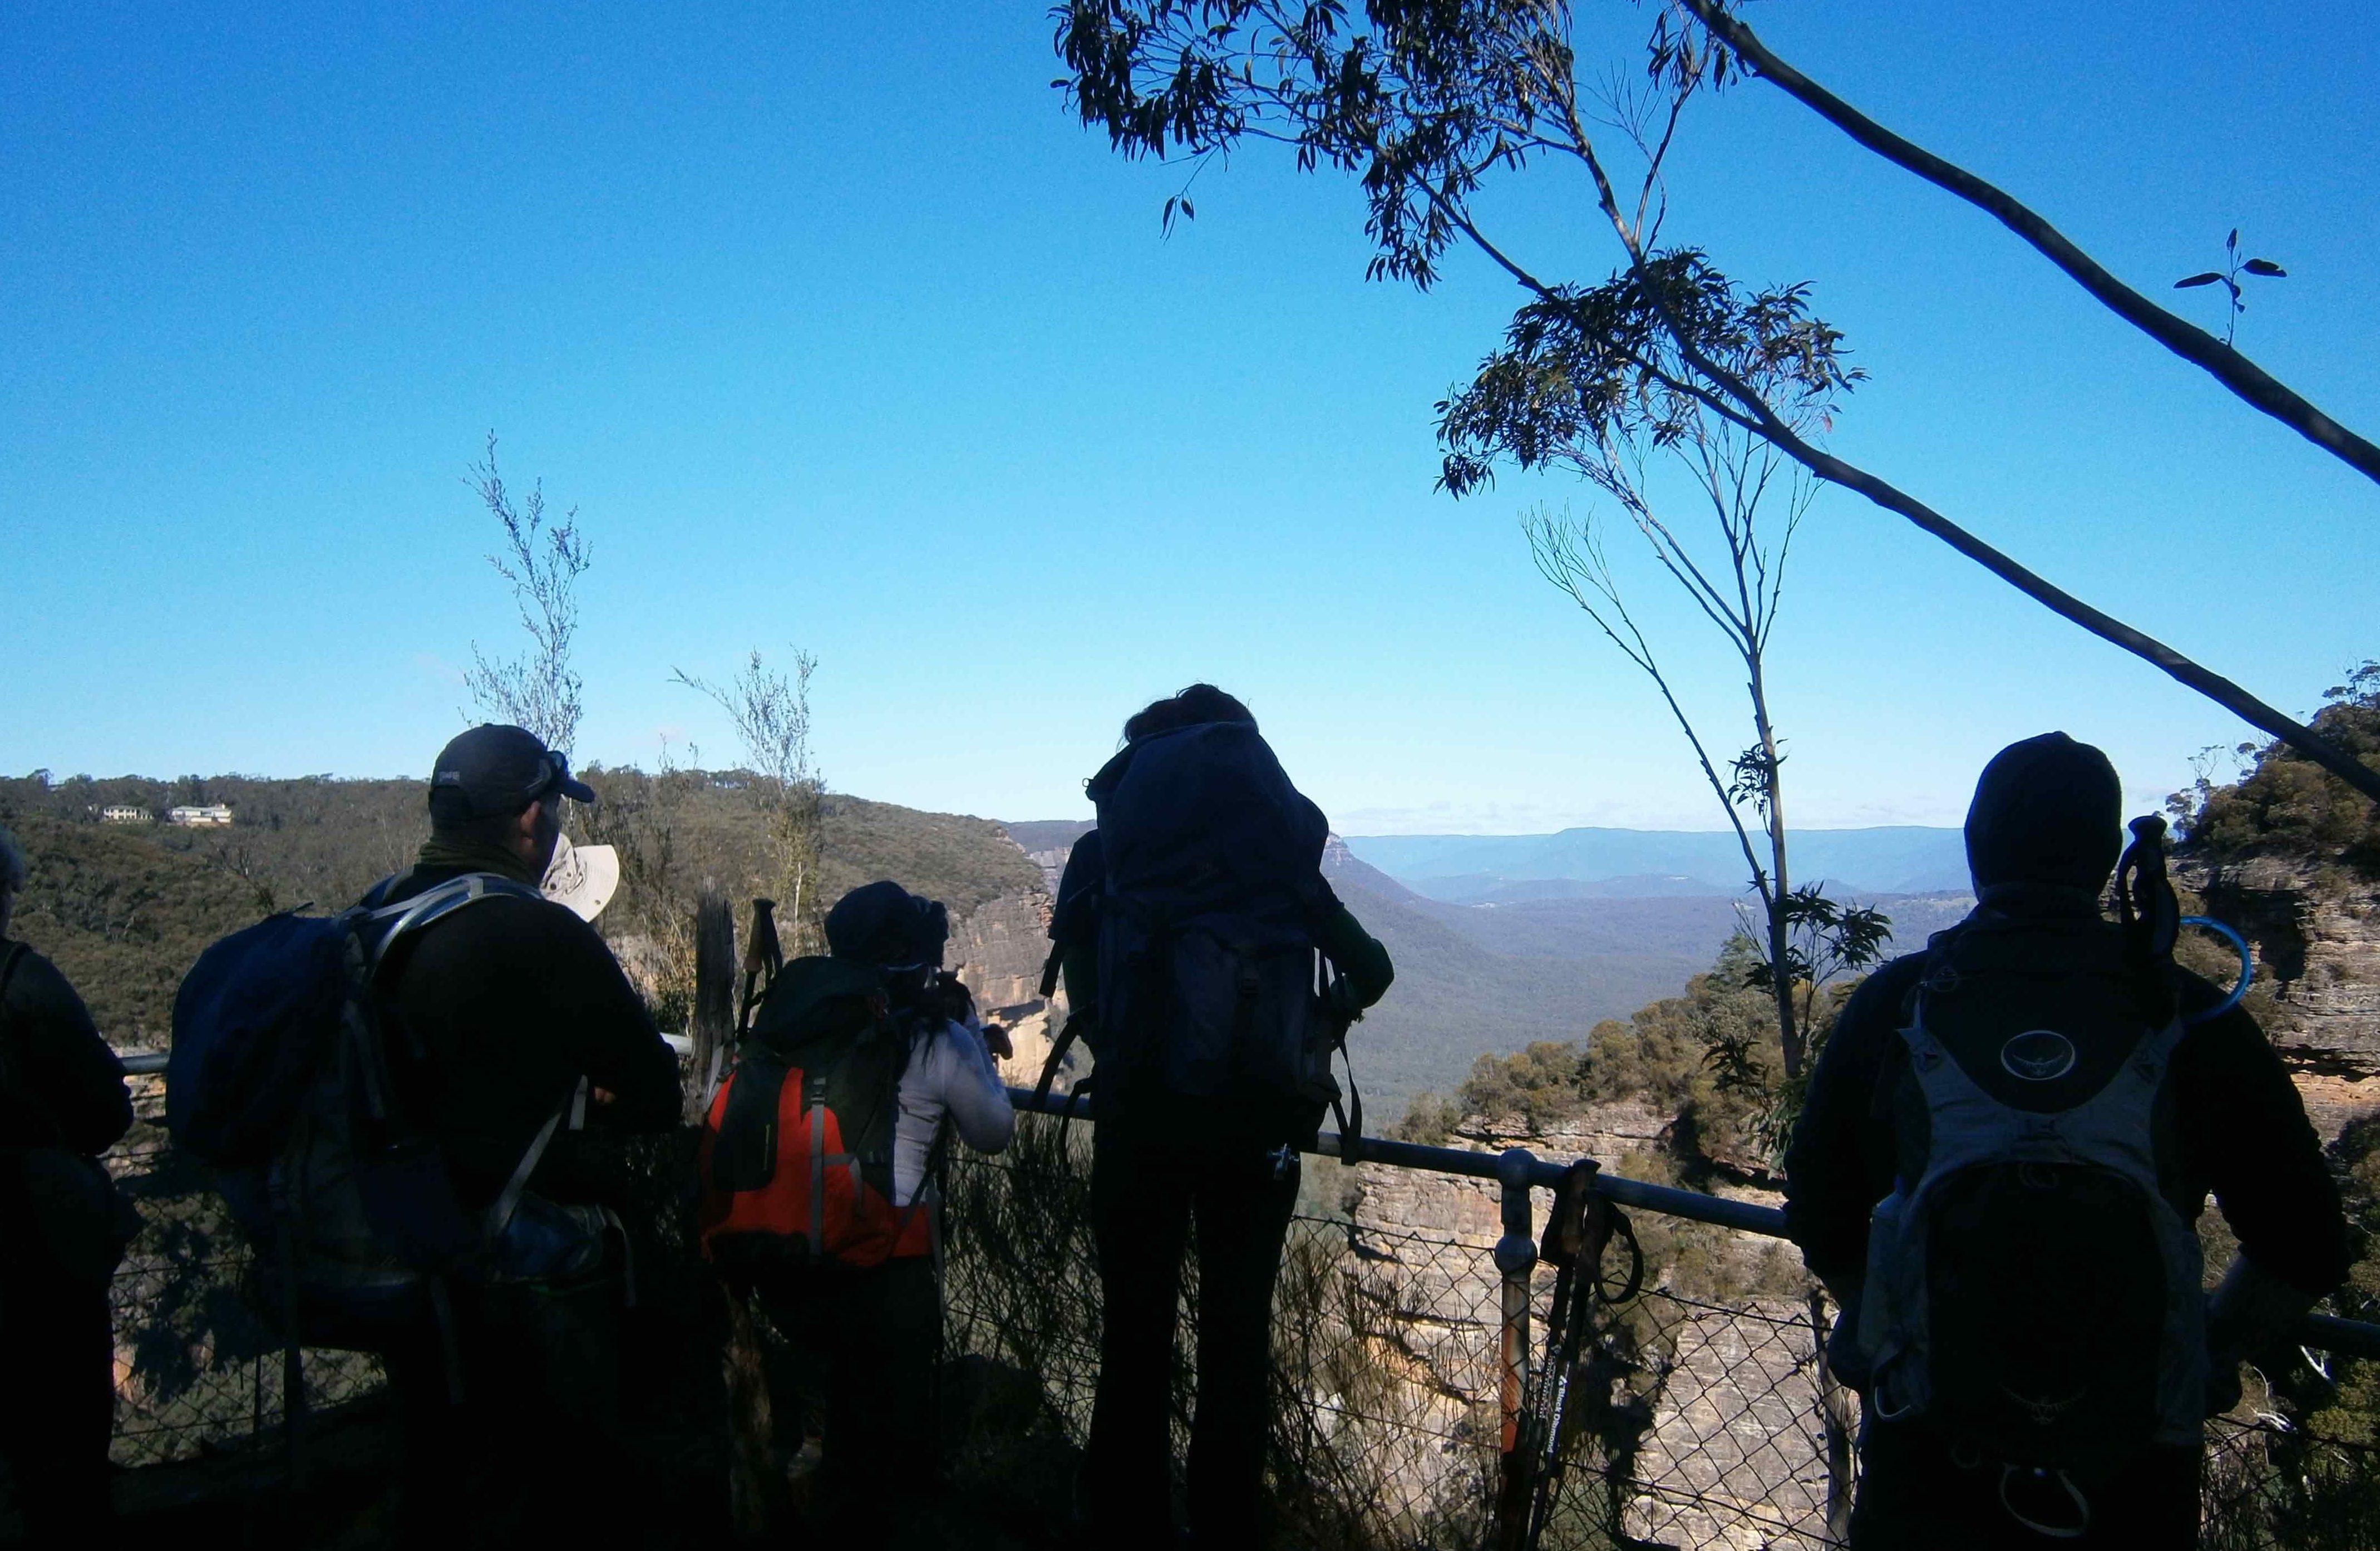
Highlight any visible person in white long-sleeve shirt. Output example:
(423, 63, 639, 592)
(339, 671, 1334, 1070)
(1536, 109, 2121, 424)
(750, 880, 1014, 1548)
(891, 1004, 1016, 1208)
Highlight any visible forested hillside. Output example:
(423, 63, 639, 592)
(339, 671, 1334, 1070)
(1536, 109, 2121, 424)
(0, 771, 1041, 1048)
(1317, 847, 1702, 1105)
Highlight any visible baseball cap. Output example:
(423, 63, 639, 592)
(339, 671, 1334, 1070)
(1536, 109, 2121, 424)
(429, 724, 595, 821)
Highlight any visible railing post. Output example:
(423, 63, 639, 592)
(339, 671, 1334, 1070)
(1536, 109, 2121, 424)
(1493, 1146, 1539, 1548)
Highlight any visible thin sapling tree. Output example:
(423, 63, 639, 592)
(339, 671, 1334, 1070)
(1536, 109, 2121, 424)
(462, 432, 591, 758)
(673, 649, 825, 950)
(1494, 252, 1886, 1080)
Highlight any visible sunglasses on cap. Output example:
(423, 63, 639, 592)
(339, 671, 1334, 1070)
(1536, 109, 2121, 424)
(432, 747, 596, 818)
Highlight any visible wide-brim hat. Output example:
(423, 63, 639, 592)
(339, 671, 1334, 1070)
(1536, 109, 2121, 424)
(540, 834, 620, 923)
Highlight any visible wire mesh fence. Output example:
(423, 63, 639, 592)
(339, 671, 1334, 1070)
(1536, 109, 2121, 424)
(105, 1067, 384, 1471)
(97, 1088, 2380, 1548)
(936, 1118, 1850, 1550)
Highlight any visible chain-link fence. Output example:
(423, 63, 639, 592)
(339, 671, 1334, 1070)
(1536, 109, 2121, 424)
(936, 1109, 2380, 1550)
(105, 1066, 383, 1471)
(98, 1084, 2380, 1548)
(935, 1117, 1851, 1550)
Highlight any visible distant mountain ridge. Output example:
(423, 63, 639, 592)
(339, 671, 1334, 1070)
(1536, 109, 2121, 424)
(999, 821, 1973, 1106)
(1344, 825, 1968, 900)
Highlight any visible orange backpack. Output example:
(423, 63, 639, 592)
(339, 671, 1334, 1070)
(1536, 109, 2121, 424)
(696, 957, 930, 1269)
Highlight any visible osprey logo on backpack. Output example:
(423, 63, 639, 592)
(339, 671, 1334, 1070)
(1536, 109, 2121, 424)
(1999, 1029, 2078, 1082)
(696, 956, 932, 1269)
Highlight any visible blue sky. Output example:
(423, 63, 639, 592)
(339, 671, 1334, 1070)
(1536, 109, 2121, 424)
(5, 2, 2374, 833)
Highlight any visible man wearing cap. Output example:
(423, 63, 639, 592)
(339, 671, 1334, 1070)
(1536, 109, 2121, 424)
(375, 725, 680, 1545)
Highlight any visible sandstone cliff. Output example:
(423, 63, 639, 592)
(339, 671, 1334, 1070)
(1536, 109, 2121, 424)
(2185, 855, 2380, 1138)
(948, 887, 1075, 1091)
(1342, 1104, 1834, 1547)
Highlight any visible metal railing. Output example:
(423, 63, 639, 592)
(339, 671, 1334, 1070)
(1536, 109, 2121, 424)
(96, 1061, 2380, 1547)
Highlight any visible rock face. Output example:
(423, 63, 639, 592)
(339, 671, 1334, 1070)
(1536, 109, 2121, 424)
(950, 890, 1055, 1018)
(1023, 848, 1071, 898)
(2186, 855, 2380, 1137)
(948, 887, 1082, 1092)
(1343, 1107, 1837, 1548)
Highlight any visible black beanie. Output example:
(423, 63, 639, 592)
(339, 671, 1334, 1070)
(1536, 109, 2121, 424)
(824, 881, 949, 969)
(1964, 732, 2124, 893)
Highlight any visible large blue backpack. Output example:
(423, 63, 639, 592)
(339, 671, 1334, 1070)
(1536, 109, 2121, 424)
(170, 873, 560, 1346)
(1081, 720, 1354, 1139)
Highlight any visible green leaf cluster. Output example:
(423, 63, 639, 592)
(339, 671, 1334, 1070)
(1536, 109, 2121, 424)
(2184, 663, 2380, 874)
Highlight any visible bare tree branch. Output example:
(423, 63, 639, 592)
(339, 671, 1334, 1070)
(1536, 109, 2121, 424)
(1446, 195, 2380, 807)
(462, 432, 589, 756)
(673, 648, 826, 942)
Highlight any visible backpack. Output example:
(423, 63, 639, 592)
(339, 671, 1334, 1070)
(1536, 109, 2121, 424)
(1852, 912, 2207, 1479)
(696, 956, 933, 1269)
(168, 873, 559, 1345)
(1080, 720, 1353, 1140)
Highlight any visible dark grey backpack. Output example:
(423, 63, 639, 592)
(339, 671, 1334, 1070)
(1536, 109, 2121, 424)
(1853, 914, 2206, 1480)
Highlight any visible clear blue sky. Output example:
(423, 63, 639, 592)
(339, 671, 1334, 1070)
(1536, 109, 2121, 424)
(6, 2, 2374, 833)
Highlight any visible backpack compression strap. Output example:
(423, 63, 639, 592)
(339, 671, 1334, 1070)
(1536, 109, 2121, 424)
(484, 1086, 577, 1243)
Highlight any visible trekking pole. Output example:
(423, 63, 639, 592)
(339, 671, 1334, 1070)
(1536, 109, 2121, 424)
(1523, 1162, 1639, 1550)
(737, 897, 781, 1042)
(1498, 1160, 1590, 1551)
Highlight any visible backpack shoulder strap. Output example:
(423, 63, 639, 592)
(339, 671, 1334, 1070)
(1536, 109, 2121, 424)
(364, 873, 546, 981)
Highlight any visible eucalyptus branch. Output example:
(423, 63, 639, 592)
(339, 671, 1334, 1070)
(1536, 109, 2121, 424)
(1605, 304, 2380, 803)
(1677, 0, 2380, 489)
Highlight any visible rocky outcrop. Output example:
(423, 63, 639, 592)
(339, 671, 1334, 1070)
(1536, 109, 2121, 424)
(1023, 849, 1071, 898)
(950, 890, 1055, 1018)
(949, 887, 1083, 1092)
(2186, 855, 2380, 1136)
(1343, 1106, 1832, 1547)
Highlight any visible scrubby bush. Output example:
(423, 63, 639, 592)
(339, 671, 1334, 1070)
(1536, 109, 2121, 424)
(2185, 663, 2380, 874)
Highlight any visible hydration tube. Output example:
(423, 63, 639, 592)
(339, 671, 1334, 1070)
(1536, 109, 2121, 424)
(2180, 915, 2254, 1023)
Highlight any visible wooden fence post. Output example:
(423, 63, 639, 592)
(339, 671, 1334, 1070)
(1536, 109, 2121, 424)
(687, 883, 735, 1125)
(691, 883, 777, 1532)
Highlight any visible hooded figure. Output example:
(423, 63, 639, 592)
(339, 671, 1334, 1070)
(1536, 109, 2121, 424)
(1964, 731, 2123, 898)
(1782, 734, 2348, 1549)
